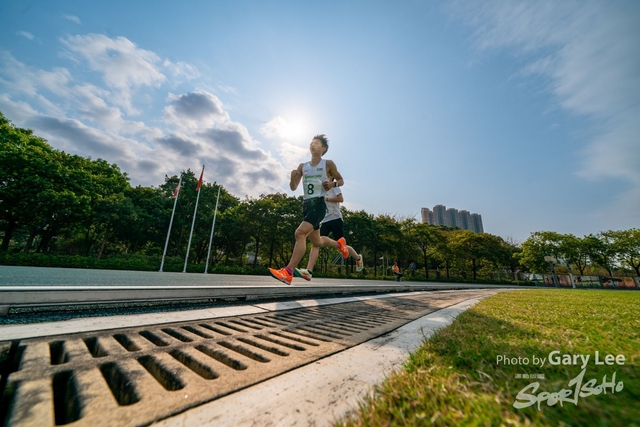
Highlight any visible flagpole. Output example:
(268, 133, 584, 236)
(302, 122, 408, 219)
(160, 175, 182, 272)
(184, 165, 204, 273)
(204, 185, 221, 274)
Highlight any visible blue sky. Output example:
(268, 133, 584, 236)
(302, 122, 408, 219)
(1, 0, 638, 242)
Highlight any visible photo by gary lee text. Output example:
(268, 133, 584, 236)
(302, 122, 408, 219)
(496, 351, 625, 369)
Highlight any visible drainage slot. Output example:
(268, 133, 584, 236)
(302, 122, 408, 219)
(259, 316, 294, 326)
(236, 337, 289, 356)
(161, 328, 193, 343)
(50, 341, 69, 365)
(138, 355, 184, 391)
(214, 322, 248, 333)
(255, 334, 306, 351)
(181, 326, 213, 339)
(282, 329, 330, 342)
(195, 344, 247, 370)
(217, 341, 270, 363)
(278, 312, 323, 322)
(83, 337, 109, 357)
(52, 371, 83, 425)
(139, 331, 169, 347)
(229, 319, 262, 329)
(297, 326, 344, 339)
(199, 323, 232, 336)
(240, 318, 279, 328)
(270, 331, 321, 346)
(113, 334, 140, 352)
(328, 320, 369, 331)
(323, 321, 364, 334)
(99, 362, 140, 406)
(169, 350, 218, 380)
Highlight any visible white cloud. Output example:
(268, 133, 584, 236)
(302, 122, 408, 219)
(61, 34, 167, 114)
(449, 0, 640, 220)
(163, 60, 200, 82)
(260, 115, 312, 145)
(0, 35, 286, 196)
(17, 31, 34, 40)
(277, 141, 308, 171)
(260, 116, 288, 139)
(217, 84, 238, 95)
(163, 90, 229, 130)
(64, 15, 81, 24)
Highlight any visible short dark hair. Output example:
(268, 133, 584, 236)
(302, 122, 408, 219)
(313, 134, 329, 154)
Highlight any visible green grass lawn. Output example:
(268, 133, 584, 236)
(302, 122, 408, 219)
(337, 290, 640, 426)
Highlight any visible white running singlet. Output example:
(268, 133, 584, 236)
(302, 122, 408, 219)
(302, 159, 328, 200)
(322, 186, 342, 223)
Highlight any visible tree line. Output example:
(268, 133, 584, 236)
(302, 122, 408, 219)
(1, 111, 638, 279)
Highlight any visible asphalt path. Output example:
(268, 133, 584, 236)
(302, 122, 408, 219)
(0, 265, 491, 288)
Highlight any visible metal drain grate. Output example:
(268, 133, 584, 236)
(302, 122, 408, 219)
(0, 291, 490, 426)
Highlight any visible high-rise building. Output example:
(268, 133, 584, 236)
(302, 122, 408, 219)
(470, 213, 484, 233)
(421, 207, 433, 224)
(420, 205, 484, 233)
(445, 208, 458, 227)
(433, 204, 446, 226)
(458, 210, 471, 230)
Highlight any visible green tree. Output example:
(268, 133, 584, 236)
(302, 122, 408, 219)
(585, 232, 618, 277)
(517, 231, 570, 273)
(342, 209, 375, 273)
(610, 228, 640, 275)
(406, 221, 441, 278)
(449, 230, 505, 280)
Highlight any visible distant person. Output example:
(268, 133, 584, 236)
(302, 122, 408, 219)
(392, 262, 403, 282)
(409, 261, 417, 277)
(295, 176, 364, 281)
(269, 134, 349, 285)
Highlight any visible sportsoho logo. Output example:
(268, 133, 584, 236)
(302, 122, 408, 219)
(495, 351, 626, 410)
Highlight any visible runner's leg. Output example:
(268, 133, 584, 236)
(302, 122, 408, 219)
(286, 221, 314, 271)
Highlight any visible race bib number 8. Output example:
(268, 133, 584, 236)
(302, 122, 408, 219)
(304, 177, 323, 198)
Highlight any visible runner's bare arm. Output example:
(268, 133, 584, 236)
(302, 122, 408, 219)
(290, 163, 303, 191)
(325, 193, 344, 203)
(323, 160, 344, 190)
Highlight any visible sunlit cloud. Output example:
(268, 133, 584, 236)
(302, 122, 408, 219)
(277, 141, 308, 171)
(163, 90, 229, 130)
(64, 15, 81, 24)
(16, 31, 34, 40)
(163, 60, 201, 82)
(260, 115, 311, 145)
(448, 0, 640, 220)
(61, 34, 166, 114)
(0, 35, 287, 195)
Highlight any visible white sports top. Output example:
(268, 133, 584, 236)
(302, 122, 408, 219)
(302, 159, 328, 200)
(322, 186, 342, 223)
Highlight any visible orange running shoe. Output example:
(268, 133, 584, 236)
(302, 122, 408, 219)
(337, 237, 349, 259)
(269, 267, 293, 285)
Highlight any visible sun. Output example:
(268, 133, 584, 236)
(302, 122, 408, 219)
(279, 114, 312, 144)
(262, 113, 314, 146)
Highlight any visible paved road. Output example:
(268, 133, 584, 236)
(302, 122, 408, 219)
(0, 265, 490, 288)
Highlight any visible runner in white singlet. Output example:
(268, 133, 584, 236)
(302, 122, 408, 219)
(268, 134, 350, 285)
(295, 176, 364, 281)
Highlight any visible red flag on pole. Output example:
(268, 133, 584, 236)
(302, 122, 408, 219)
(172, 183, 180, 198)
(196, 165, 204, 191)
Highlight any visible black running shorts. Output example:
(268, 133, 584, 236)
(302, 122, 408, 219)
(303, 197, 327, 230)
(320, 218, 344, 239)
